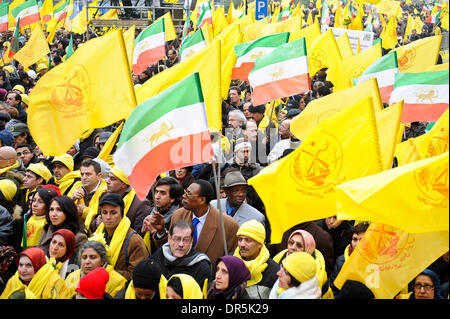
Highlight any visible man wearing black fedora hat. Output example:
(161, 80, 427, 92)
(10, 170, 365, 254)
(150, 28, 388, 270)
(211, 170, 265, 227)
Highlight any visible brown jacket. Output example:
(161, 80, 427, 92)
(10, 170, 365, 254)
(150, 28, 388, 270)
(110, 228, 149, 281)
(155, 205, 239, 271)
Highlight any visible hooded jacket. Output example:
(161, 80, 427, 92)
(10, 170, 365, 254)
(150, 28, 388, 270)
(0, 205, 13, 245)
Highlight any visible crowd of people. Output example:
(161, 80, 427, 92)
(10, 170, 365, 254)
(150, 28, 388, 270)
(0, 0, 448, 300)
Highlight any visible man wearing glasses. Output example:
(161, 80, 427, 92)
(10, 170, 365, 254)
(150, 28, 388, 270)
(15, 144, 38, 168)
(210, 170, 265, 226)
(152, 220, 212, 289)
(156, 179, 239, 272)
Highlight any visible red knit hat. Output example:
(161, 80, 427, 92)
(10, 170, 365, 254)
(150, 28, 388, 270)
(75, 267, 110, 299)
(41, 184, 62, 196)
(52, 229, 76, 262)
(17, 247, 46, 273)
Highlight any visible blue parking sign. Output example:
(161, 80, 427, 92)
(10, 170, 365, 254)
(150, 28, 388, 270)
(255, 0, 268, 20)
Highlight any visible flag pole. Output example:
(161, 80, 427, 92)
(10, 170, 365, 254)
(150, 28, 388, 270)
(212, 133, 228, 255)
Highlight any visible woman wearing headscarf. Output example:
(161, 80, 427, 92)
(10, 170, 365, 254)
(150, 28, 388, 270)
(269, 252, 322, 299)
(166, 273, 203, 299)
(0, 247, 69, 299)
(273, 229, 333, 299)
(207, 255, 251, 299)
(47, 229, 76, 279)
(65, 240, 127, 298)
(38, 196, 88, 266)
(409, 269, 445, 300)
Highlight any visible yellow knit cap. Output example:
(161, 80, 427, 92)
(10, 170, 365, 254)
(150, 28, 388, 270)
(110, 166, 129, 185)
(3, 65, 14, 73)
(20, 94, 29, 106)
(282, 252, 317, 283)
(52, 154, 74, 171)
(0, 179, 18, 201)
(12, 85, 25, 94)
(236, 220, 266, 245)
(27, 163, 52, 183)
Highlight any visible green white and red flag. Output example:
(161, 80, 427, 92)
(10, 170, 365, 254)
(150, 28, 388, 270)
(248, 37, 311, 106)
(196, 1, 213, 29)
(389, 70, 449, 123)
(132, 18, 166, 75)
(179, 28, 206, 61)
(8, 18, 20, 59)
(113, 72, 214, 199)
(425, 9, 441, 24)
(353, 51, 398, 103)
(53, 0, 70, 22)
(0, 2, 9, 32)
(231, 32, 290, 81)
(279, 7, 290, 21)
(11, 0, 40, 27)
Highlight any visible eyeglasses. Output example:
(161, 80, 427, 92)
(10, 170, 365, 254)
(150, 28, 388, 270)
(183, 189, 201, 198)
(170, 236, 192, 245)
(413, 283, 434, 291)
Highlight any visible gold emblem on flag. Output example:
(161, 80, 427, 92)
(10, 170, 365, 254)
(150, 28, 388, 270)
(357, 224, 414, 266)
(48, 64, 91, 116)
(271, 67, 285, 81)
(250, 51, 264, 61)
(427, 127, 449, 157)
(414, 161, 449, 208)
(351, 67, 365, 80)
(309, 49, 326, 71)
(398, 48, 416, 72)
(415, 89, 438, 103)
(146, 120, 174, 147)
(290, 131, 344, 197)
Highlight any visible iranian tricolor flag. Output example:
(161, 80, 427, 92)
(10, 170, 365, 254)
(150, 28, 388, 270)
(179, 28, 206, 61)
(11, 0, 40, 27)
(0, 3, 8, 32)
(321, 1, 331, 25)
(8, 18, 20, 59)
(353, 51, 398, 103)
(196, 2, 213, 29)
(389, 70, 449, 123)
(54, 0, 70, 22)
(426, 9, 441, 24)
(249, 37, 311, 106)
(231, 32, 290, 81)
(132, 18, 166, 75)
(279, 7, 290, 21)
(113, 72, 213, 199)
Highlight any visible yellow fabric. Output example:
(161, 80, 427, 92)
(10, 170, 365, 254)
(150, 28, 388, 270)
(329, 42, 382, 91)
(249, 97, 383, 244)
(336, 32, 354, 58)
(110, 166, 129, 185)
(65, 265, 127, 298)
(242, 17, 269, 43)
(212, 5, 229, 36)
(13, 24, 50, 69)
(0, 272, 37, 299)
(415, 109, 449, 159)
(376, 0, 401, 17)
(93, 216, 131, 266)
(375, 101, 404, 170)
(257, 114, 272, 134)
(46, 17, 58, 44)
(236, 219, 266, 244)
(381, 16, 398, 50)
(334, 223, 449, 299)
(0, 179, 18, 201)
(55, 170, 80, 195)
(136, 40, 221, 133)
(403, 14, 413, 42)
(122, 27, 135, 71)
(143, 231, 152, 254)
(336, 151, 449, 234)
(290, 78, 383, 141)
(393, 35, 442, 73)
(125, 275, 168, 299)
(27, 163, 52, 183)
(23, 215, 47, 248)
(169, 274, 203, 299)
(282, 252, 316, 283)
(123, 189, 136, 216)
(52, 154, 74, 171)
(289, 20, 321, 48)
(26, 259, 69, 299)
(8, 0, 25, 29)
(234, 245, 270, 287)
(307, 28, 342, 77)
(394, 138, 422, 166)
(28, 30, 136, 156)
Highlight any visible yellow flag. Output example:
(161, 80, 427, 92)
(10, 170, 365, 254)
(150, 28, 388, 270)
(248, 97, 384, 243)
(307, 10, 314, 25)
(394, 35, 442, 73)
(334, 3, 345, 28)
(262, 15, 302, 40)
(333, 222, 449, 299)
(123, 26, 135, 68)
(307, 28, 342, 77)
(413, 16, 424, 34)
(381, 16, 398, 50)
(242, 17, 269, 42)
(394, 138, 422, 166)
(290, 78, 383, 141)
(97, 121, 124, 165)
(212, 5, 229, 37)
(13, 24, 50, 69)
(155, 12, 177, 42)
(28, 30, 136, 156)
(375, 101, 404, 170)
(403, 14, 413, 42)
(46, 17, 58, 44)
(272, 6, 281, 22)
(71, 6, 88, 35)
(349, 5, 363, 31)
(227, 1, 234, 24)
(41, 0, 54, 24)
(337, 151, 449, 233)
(414, 109, 449, 159)
(136, 40, 222, 133)
(289, 20, 320, 47)
(376, 0, 401, 17)
(8, 0, 25, 29)
(336, 32, 354, 58)
(329, 42, 382, 91)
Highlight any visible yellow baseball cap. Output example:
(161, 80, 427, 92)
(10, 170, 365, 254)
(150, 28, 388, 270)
(27, 163, 52, 183)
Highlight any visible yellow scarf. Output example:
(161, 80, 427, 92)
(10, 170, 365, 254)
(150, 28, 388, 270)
(0, 272, 37, 299)
(28, 259, 68, 299)
(0, 160, 19, 176)
(94, 216, 131, 266)
(23, 214, 47, 248)
(125, 276, 168, 299)
(233, 245, 270, 287)
(55, 170, 80, 195)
